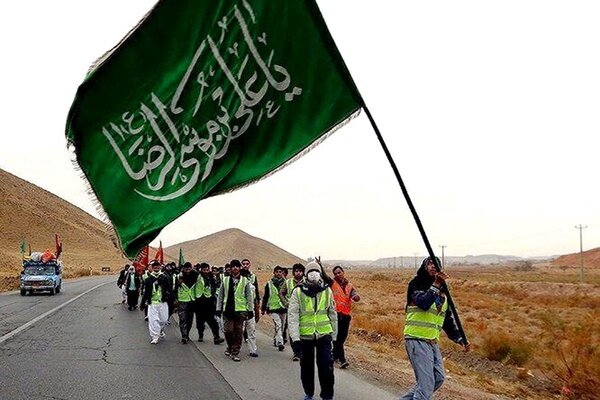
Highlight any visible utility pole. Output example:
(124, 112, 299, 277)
(439, 245, 447, 270)
(575, 224, 587, 283)
(413, 252, 418, 271)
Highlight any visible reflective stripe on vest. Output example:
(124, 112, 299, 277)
(223, 276, 249, 312)
(298, 288, 333, 339)
(332, 280, 353, 315)
(177, 282, 195, 302)
(150, 274, 163, 304)
(194, 276, 212, 299)
(285, 278, 301, 300)
(403, 298, 448, 340)
(267, 280, 284, 310)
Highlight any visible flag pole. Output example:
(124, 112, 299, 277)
(362, 106, 469, 345)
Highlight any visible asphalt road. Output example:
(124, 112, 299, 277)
(0, 276, 239, 400)
(0, 277, 397, 399)
(188, 316, 398, 400)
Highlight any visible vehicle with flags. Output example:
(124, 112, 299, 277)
(19, 235, 63, 296)
(20, 259, 63, 296)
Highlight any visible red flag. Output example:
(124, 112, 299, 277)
(55, 234, 63, 259)
(154, 241, 164, 265)
(132, 245, 149, 274)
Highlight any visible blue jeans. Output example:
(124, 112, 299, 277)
(400, 339, 445, 400)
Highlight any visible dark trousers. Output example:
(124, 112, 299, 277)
(291, 336, 302, 358)
(177, 301, 195, 340)
(167, 299, 175, 317)
(223, 312, 247, 355)
(126, 289, 139, 310)
(195, 299, 221, 340)
(300, 336, 334, 399)
(333, 313, 352, 363)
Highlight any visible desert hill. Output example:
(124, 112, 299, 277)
(164, 228, 304, 268)
(551, 246, 600, 269)
(0, 168, 125, 277)
(0, 168, 303, 280)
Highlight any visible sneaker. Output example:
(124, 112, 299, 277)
(150, 338, 159, 344)
(249, 352, 259, 358)
(292, 355, 300, 362)
(224, 349, 231, 357)
(232, 355, 241, 362)
(340, 361, 349, 369)
(160, 331, 166, 338)
(278, 344, 285, 351)
(214, 337, 225, 345)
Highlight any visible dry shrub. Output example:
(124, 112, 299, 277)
(368, 272, 388, 281)
(482, 332, 532, 366)
(352, 314, 404, 339)
(63, 267, 93, 279)
(0, 275, 19, 291)
(539, 312, 600, 399)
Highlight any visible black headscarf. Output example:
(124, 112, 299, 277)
(406, 257, 440, 305)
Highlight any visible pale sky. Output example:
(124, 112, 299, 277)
(1, 1, 599, 260)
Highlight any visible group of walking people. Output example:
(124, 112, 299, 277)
(116, 257, 359, 400)
(116, 255, 471, 400)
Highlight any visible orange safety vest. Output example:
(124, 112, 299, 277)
(332, 280, 353, 315)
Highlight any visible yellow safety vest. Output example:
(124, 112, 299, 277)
(194, 275, 212, 299)
(267, 280, 285, 310)
(223, 276, 249, 312)
(177, 281, 195, 302)
(297, 288, 333, 339)
(404, 297, 448, 340)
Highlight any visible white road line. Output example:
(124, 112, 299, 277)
(0, 281, 110, 345)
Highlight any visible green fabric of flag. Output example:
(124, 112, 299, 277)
(66, 0, 363, 258)
(20, 239, 26, 255)
(178, 248, 185, 267)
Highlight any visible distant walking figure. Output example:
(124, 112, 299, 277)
(124, 266, 141, 311)
(140, 260, 172, 344)
(216, 259, 254, 362)
(329, 265, 360, 369)
(261, 265, 288, 351)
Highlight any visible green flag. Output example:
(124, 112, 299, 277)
(66, 0, 363, 258)
(178, 248, 185, 268)
(20, 239, 26, 256)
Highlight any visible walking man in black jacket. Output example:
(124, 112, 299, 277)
(140, 260, 172, 344)
(401, 257, 470, 399)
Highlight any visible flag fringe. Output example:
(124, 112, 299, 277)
(66, 145, 128, 259)
(211, 108, 362, 198)
(65, 2, 161, 260)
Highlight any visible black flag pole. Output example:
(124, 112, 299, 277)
(362, 106, 469, 345)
